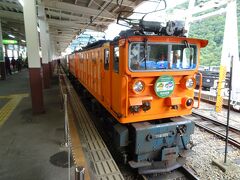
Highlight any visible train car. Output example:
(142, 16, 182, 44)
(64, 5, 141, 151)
(67, 21, 208, 174)
(196, 69, 229, 90)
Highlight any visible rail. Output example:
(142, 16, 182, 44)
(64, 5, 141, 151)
(178, 166, 199, 180)
(191, 112, 240, 149)
(141, 165, 199, 180)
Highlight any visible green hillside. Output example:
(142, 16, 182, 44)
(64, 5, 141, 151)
(188, 0, 240, 66)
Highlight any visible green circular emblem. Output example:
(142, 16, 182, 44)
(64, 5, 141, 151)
(154, 75, 175, 98)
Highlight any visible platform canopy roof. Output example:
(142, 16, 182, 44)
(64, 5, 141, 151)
(0, 0, 143, 53)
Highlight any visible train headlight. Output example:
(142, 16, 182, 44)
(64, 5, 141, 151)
(186, 98, 193, 106)
(186, 78, 194, 89)
(180, 76, 196, 90)
(133, 80, 145, 93)
(182, 97, 194, 109)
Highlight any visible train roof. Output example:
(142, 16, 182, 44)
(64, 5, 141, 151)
(113, 34, 208, 48)
(76, 40, 110, 52)
(71, 34, 208, 55)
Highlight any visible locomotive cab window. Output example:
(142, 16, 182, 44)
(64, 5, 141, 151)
(104, 49, 109, 70)
(129, 42, 197, 71)
(113, 46, 119, 73)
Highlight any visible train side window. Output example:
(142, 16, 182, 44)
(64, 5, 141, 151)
(104, 49, 109, 70)
(113, 46, 119, 73)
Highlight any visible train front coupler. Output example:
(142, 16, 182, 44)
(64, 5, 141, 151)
(128, 116, 194, 174)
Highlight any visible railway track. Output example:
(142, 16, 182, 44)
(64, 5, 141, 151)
(59, 67, 201, 179)
(189, 111, 240, 149)
(141, 166, 199, 180)
(81, 98, 201, 180)
(194, 91, 240, 112)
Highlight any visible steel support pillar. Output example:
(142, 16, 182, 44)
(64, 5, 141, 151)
(216, 0, 239, 112)
(49, 34, 56, 78)
(185, 0, 195, 37)
(38, 4, 50, 88)
(23, 0, 44, 114)
(46, 22, 53, 78)
(0, 19, 6, 80)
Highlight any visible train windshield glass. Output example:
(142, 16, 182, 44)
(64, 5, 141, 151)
(129, 42, 197, 71)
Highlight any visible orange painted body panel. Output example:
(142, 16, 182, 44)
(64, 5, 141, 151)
(74, 53, 80, 80)
(69, 54, 76, 76)
(70, 36, 208, 124)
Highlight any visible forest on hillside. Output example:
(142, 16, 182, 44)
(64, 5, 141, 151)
(187, 0, 240, 66)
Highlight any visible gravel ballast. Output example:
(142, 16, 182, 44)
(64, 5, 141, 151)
(186, 127, 240, 180)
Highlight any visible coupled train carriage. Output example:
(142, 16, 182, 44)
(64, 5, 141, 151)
(63, 21, 208, 174)
(196, 69, 230, 91)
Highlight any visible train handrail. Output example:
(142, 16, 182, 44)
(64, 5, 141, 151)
(123, 75, 129, 117)
(195, 72, 202, 109)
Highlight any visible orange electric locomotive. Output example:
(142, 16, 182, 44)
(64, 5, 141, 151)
(67, 20, 208, 174)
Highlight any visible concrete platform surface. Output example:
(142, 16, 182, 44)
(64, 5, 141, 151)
(0, 70, 74, 180)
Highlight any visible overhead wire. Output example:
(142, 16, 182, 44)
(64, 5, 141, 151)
(141, 0, 166, 20)
(70, 0, 114, 49)
(71, 0, 166, 49)
(84, 0, 114, 31)
(117, 0, 124, 7)
(117, 0, 167, 27)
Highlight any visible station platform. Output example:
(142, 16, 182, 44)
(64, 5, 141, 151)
(194, 90, 239, 110)
(0, 68, 124, 180)
(193, 89, 240, 131)
(0, 69, 74, 180)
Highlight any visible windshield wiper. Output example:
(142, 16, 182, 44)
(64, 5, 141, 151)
(184, 40, 193, 66)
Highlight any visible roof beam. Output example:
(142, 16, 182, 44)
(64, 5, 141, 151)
(192, 7, 227, 22)
(88, 0, 94, 7)
(92, 1, 115, 18)
(51, 34, 75, 38)
(47, 19, 105, 31)
(0, 1, 22, 11)
(46, 11, 110, 27)
(54, 41, 69, 45)
(0, 10, 23, 21)
(54, 39, 73, 42)
(88, 0, 135, 8)
(45, 1, 115, 20)
(103, 0, 135, 8)
(46, 10, 90, 23)
(191, 0, 227, 15)
(49, 29, 77, 36)
(49, 28, 78, 33)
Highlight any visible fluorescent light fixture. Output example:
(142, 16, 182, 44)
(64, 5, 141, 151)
(21, 40, 26, 43)
(18, 0, 24, 6)
(8, 34, 15, 38)
(3, 39, 17, 44)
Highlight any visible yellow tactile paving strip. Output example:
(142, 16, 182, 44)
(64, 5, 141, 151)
(0, 93, 29, 126)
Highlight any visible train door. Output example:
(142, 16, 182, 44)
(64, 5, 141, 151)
(102, 46, 111, 107)
(92, 51, 97, 95)
(111, 43, 122, 115)
(69, 54, 75, 76)
(75, 53, 80, 80)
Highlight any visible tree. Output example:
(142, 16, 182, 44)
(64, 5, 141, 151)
(188, 0, 240, 66)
